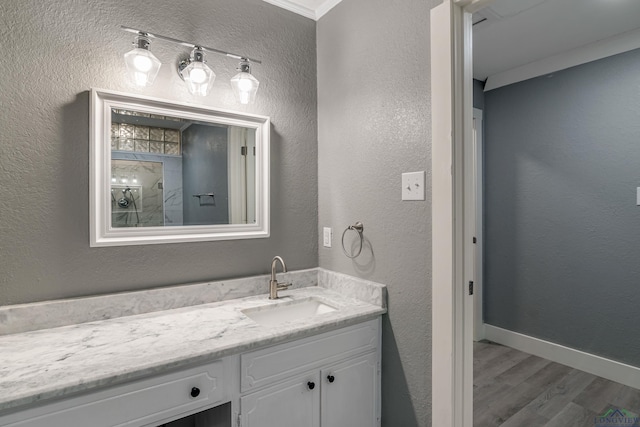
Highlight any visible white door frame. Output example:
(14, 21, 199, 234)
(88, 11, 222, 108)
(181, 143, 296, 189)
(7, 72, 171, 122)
(471, 108, 484, 341)
(431, 1, 493, 426)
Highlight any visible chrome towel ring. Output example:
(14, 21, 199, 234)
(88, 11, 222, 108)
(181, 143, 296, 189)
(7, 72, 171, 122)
(341, 222, 364, 259)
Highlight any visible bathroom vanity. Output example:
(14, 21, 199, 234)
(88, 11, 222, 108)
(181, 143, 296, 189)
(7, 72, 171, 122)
(0, 269, 386, 427)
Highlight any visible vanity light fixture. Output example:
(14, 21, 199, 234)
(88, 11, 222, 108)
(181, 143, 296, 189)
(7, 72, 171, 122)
(120, 26, 261, 101)
(178, 47, 215, 96)
(230, 59, 260, 105)
(123, 33, 162, 87)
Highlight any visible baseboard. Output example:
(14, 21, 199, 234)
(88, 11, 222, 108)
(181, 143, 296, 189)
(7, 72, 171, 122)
(474, 322, 486, 342)
(484, 324, 640, 390)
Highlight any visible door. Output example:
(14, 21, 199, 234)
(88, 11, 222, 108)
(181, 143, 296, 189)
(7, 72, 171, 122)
(320, 352, 380, 427)
(240, 373, 320, 427)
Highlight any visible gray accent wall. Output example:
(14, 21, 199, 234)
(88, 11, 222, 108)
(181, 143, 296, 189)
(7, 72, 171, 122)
(317, 0, 440, 425)
(474, 79, 485, 110)
(484, 48, 640, 366)
(0, 0, 317, 305)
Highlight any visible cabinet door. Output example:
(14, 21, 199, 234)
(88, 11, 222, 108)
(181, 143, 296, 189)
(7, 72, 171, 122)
(240, 373, 320, 427)
(320, 352, 379, 427)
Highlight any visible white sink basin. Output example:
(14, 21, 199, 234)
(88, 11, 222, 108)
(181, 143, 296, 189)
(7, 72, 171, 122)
(242, 298, 338, 326)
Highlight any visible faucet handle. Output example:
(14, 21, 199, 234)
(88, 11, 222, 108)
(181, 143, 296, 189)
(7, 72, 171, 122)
(277, 282, 292, 291)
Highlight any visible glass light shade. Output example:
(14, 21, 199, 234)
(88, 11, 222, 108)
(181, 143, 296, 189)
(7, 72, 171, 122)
(124, 48, 161, 87)
(182, 49, 215, 96)
(230, 71, 259, 104)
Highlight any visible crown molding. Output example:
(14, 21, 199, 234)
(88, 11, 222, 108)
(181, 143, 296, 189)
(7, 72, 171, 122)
(315, 0, 343, 19)
(262, 0, 342, 20)
(263, 0, 315, 19)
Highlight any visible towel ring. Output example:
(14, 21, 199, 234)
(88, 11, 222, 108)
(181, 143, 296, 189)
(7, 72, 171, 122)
(341, 222, 364, 259)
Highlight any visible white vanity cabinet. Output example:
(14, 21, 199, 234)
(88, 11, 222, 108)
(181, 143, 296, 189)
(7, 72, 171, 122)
(239, 318, 381, 427)
(0, 317, 382, 427)
(0, 356, 237, 427)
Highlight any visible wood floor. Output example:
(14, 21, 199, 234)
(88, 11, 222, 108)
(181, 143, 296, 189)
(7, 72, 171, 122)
(474, 341, 640, 427)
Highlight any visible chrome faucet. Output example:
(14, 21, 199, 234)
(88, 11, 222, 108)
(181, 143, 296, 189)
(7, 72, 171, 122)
(269, 256, 291, 299)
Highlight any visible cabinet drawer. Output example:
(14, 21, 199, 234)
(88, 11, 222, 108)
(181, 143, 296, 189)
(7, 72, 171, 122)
(0, 356, 235, 427)
(241, 318, 379, 393)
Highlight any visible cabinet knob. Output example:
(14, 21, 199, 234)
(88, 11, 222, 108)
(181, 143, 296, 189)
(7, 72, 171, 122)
(190, 387, 201, 398)
(307, 381, 316, 390)
(327, 375, 335, 383)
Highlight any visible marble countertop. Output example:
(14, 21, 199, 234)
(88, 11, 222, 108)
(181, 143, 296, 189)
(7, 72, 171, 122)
(0, 280, 386, 414)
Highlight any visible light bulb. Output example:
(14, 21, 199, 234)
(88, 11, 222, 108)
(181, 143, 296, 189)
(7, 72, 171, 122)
(189, 67, 208, 84)
(236, 77, 254, 92)
(238, 91, 251, 105)
(133, 55, 153, 72)
(134, 71, 149, 86)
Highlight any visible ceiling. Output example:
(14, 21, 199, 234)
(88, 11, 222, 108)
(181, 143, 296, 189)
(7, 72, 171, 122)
(473, 0, 640, 81)
(263, 0, 640, 83)
(262, 0, 342, 20)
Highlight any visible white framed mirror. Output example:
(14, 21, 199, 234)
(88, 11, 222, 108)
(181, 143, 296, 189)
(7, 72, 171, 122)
(90, 88, 270, 247)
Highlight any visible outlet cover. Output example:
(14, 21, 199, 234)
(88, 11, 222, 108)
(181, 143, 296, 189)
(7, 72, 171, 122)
(402, 171, 426, 201)
(323, 227, 332, 248)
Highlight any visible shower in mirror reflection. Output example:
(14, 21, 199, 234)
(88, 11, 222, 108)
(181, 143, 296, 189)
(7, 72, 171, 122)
(110, 159, 163, 228)
(112, 187, 140, 226)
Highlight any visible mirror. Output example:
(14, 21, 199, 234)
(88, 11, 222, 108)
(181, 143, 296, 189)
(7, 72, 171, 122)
(90, 89, 270, 246)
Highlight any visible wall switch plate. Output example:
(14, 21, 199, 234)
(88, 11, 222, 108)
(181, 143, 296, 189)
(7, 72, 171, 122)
(637, 187, 640, 206)
(402, 171, 426, 201)
(323, 227, 332, 248)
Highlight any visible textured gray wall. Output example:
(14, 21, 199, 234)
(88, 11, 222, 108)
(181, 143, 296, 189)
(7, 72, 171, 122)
(317, 0, 439, 425)
(484, 48, 640, 366)
(0, 0, 317, 305)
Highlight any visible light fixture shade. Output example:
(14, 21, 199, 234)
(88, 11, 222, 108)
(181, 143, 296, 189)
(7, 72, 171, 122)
(182, 48, 215, 96)
(124, 35, 161, 87)
(230, 61, 259, 104)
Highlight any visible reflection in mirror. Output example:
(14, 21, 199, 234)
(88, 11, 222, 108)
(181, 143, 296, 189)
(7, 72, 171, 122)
(90, 89, 269, 247)
(109, 109, 257, 228)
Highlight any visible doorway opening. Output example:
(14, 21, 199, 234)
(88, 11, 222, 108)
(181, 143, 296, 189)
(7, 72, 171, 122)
(467, 0, 640, 425)
(431, 1, 640, 426)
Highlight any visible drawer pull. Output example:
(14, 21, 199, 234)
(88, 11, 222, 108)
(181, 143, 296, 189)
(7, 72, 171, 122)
(190, 387, 201, 398)
(307, 381, 315, 390)
(327, 375, 335, 383)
